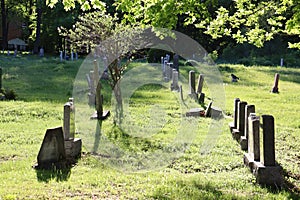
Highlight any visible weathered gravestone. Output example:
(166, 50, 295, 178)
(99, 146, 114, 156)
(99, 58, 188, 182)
(36, 127, 67, 169)
(232, 101, 247, 141)
(186, 108, 205, 117)
(188, 70, 197, 99)
(205, 101, 213, 117)
(173, 54, 179, 72)
(63, 98, 82, 160)
(271, 73, 280, 93)
(171, 69, 179, 91)
(244, 114, 283, 186)
(229, 98, 240, 132)
(240, 104, 255, 150)
(196, 74, 205, 104)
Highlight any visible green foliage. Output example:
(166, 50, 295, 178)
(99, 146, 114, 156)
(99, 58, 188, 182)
(59, 10, 116, 52)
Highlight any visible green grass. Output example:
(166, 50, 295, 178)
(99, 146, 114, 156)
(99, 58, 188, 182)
(0, 55, 299, 199)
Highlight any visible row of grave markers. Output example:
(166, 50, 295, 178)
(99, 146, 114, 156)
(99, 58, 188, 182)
(229, 98, 283, 186)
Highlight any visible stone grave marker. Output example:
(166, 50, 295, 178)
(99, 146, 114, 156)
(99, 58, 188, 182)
(179, 85, 184, 102)
(63, 98, 82, 161)
(39, 47, 44, 57)
(60, 51, 63, 61)
(63, 98, 75, 140)
(188, 70, 197, 99)
(240, 104, 255, 150)
(173, 54, 179, 72)
(205, 101, 213, 117)
(171, 69, 179, 91)
(233, 101, 247, 140)
(271, 73, 280, 93)
(196, 74, 205, 104)
(229, 98, 240, 132)
(36, 127, 66, 169)
(186, 107, 205, 117)
(244, 113, 260, 164)
(261, 115, 275, 166)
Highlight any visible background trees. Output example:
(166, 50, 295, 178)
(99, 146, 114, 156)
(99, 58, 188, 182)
(1, 0, 299, 64)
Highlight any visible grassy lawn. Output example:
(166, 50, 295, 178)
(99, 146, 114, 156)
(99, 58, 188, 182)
(0, 55, 299, 199)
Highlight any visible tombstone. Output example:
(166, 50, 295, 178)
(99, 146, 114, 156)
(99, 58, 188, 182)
(171, 69, 179, 91)
(63, 98, 82, 161)
(88, 70, 96, 105)
(229, 98, 240, 132)
(196, 74, 205, 104)
(186, 108, 205, 117)
(63, 99, 75, 140)
(211, 107, 223, 119)
(173, 54, 179, 72)
(164, 63, 171, 82)
(179, 85, 184, 102)
(60, 51, 63, 61)
(205, 101, 213, 117)
(7, 50, 10, 56)
(188, 70, 197, 99)
(240, 105, 255, 150)
(261, 115, 275, 166)
(280, 58, 283, 67)
(36, 127, 66, 169)
(232, 101, 247, 140)
(39, 47, 44, 57)
(93, 60, 100, 86)
(14, 49, 17, 57)
(271, 73, 279, 93)
(244, 114, 260, 166)
(167, 63, 173, 80)
(71, 51, 74, 61)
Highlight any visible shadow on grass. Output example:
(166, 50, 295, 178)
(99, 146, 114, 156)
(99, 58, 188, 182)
(36, 167, 71, 183)
(281, 169, 300, 199)
(149, 180, 225, 199)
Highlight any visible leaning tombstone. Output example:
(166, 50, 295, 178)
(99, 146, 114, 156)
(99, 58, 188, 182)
(271, 73, 280, 93)
(35, 127, 67, 169)
(205, 101, 213, 117)
(196, 74, 205, 104)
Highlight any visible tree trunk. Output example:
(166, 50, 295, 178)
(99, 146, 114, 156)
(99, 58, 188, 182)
(1, 0, 8, 50)
(33, 5, 42, 54)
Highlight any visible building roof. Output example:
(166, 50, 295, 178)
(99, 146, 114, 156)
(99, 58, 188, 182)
(8, 38, 27, 46)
